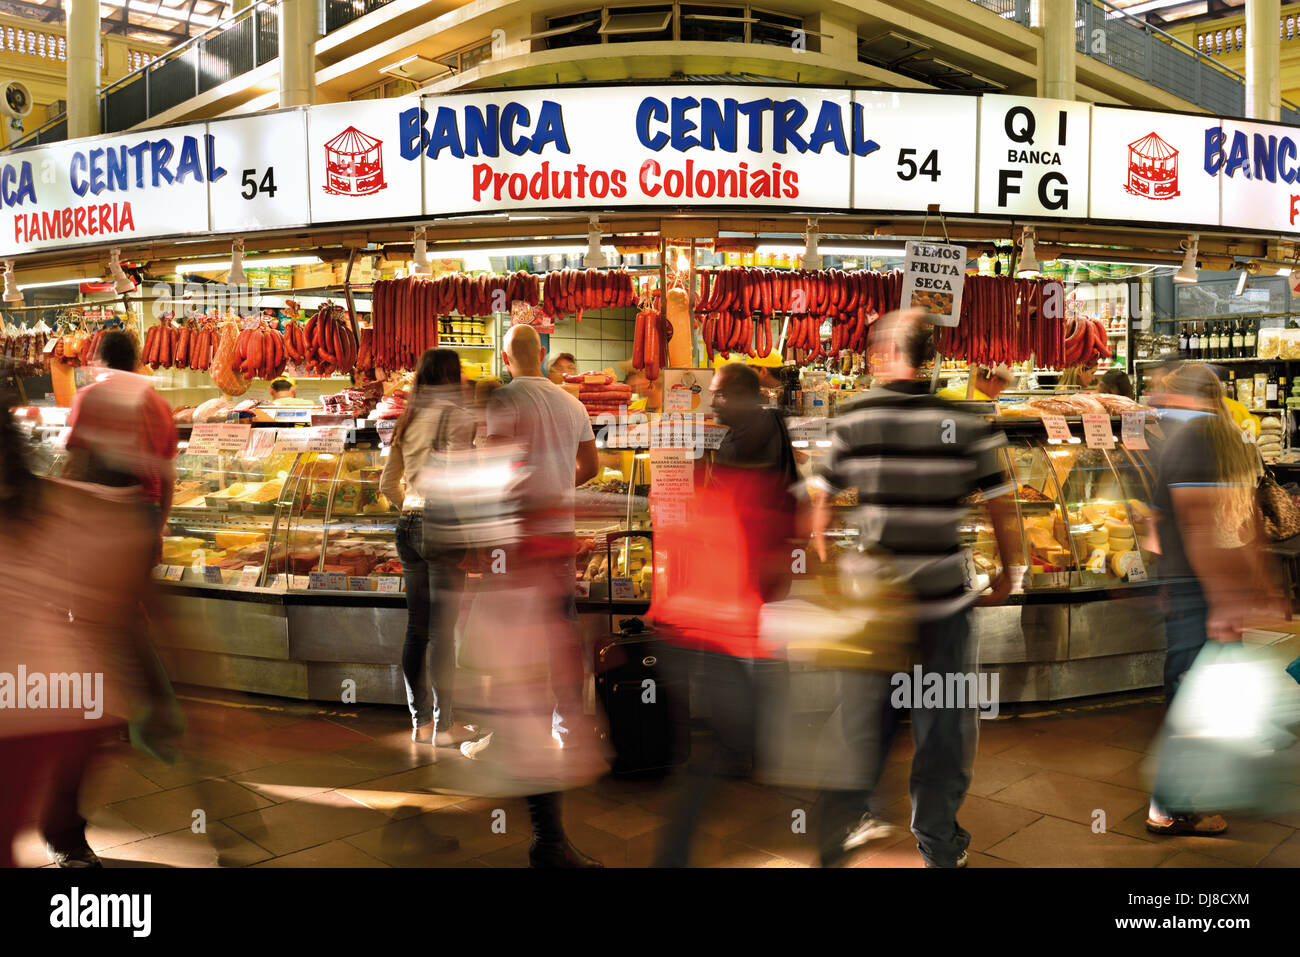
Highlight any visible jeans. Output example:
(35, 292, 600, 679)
(1161, 581, 1209, 706)
(396, 512, 466, 733)
(817, 611, 978, 867)
(655, 648, 788, 868)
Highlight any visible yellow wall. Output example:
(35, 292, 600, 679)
(0, 13, 167, 130)
(1168, 4, 1300, 109)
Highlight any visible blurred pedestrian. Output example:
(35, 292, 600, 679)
(477, 324, 603, 867)
(1144, 362, 1284, 836)
(651, 362, 801, 867)
(809, 309, 1019, 868)
(380, 348, 479, 748)
(1097, 369, 1134, 400)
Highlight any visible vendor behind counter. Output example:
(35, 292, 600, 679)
(937, 363, 1014, 402)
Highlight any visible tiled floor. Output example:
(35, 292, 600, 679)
(12, 687, 1300, 868)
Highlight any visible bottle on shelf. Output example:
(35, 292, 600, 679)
(1209, 321, 1221, 360)
(1215, 321, 1227, 359)
(1231, 319, 1244, 359)
(1267, 366, 1280, 407)
(1244, 319, 1258, 358)
(1226, 368, 1237, 401)
(1189, 323, 1201, 359)
(1281, 373, 1290, 408)
(1255, 368, 1269, 410)
(1178, 323, 1189, 357)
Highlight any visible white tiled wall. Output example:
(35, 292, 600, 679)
(543, 305, 636, 376)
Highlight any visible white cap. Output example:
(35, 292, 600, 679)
(987, 363, 1015, 383)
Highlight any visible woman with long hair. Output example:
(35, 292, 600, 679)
(379, 349, 479, 747)
(1144, 362, 1283, 836)
(1056, 364, 1096, 390)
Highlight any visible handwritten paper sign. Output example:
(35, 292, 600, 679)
(1121, 410, 1149, 450)
(187, 423, 222, 455)
(1082, 413, 1116, 449)
(1041, 414, 1073, 444)
(237, 566, 262, 588)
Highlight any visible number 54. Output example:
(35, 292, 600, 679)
(897, 149, 941, 182)
(241, 168, 279, 199)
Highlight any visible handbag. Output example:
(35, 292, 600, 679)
(1257, 471, 1300, 541)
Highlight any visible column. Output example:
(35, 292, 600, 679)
(66, 0, 100, 138)
(1246, 0, 1281, 121)
(1039, 0, 1077, 101)
(279, 0, 319, 108)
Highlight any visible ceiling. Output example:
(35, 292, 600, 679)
(1107, 0, 1245, 29)
(0, 0, 233, 46)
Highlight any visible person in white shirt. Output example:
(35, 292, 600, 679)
(478, 324, 602, 867)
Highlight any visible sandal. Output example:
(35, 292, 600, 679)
(1145, 812, 1228, 836)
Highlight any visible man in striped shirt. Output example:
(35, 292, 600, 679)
(810, 309, 1019, 868)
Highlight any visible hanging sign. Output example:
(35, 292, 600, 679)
(900, 241, 967, 326)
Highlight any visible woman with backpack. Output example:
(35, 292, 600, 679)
(380, 348, 479, 748)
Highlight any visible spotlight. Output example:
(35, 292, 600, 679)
(1016, 227, 1039, 278)
(228, 238, 248, 287)
(3, 261, 21, 304)
(1174, 235, 1199, 284)
(802, 218, 821, 270)
(584, 216, 608, 269)
(108, 248, 135, 293)
(412, 226, 431, 276)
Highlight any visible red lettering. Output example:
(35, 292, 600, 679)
(611, 169, 627, 198)
(118, 202, 134, 233)
(492, 171, 509, 200)
(12, 215, 21, 244)
(782, 170, 799, 197)
(507, 173, 526, 201)
(665, 169, 684, 197)
(472, 163, 492, 202)
(590, 170, 609, 198)
(42, 210, 58, 239)
(639, 159, 661, 197)
(73, 206, 87, 235)
(61, 208, 72, 236)
(99, 204, 111, 233)
(1292, 194, 1300, 225)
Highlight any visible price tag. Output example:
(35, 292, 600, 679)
(216, 423, 252, 453)
(575, 580, 591, 598)
(1041, 414, 1074, 444)
(376, 419, 397, 446)
(307, 571, 329, 590)
(203, 566, 225, 585)
(377, 576, 402, 592)
(237, 565, 262, 588)
(1081, 413, 1116, 449)
(291, 575, 312, 590)
(207, 498, 229, 511)
(611, 577, 636, 601)
(786, 417, 828, 446)
(1121, 411, 1149, 450)
(244, 428, 278, 459)
(152, 564, 167, 580)
(326, 572, 348, 591)
(42, 336, 59, 355)
(348, 576, 370, 592)
(188, 423, 222, 455)
(268, 574, 289, 591)
(274, 428, 313, 454)
(1126, 555, 1149, 582)
(164, 564, 184, 582)
(308, 428, 347, 454)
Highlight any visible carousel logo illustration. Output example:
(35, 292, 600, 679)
(1125, 132, 1180, 200)
(323, 126, 387, 196)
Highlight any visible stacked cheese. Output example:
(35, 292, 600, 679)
(1258, 416, 1284, 465)
(562, 372, 632, 414)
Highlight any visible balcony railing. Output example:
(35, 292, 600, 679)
(967, 0, 1032, 28)
(6, 0, 397, 150)
(1076, 0, 1300, 124)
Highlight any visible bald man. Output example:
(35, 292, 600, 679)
(480, 324, 602, 868)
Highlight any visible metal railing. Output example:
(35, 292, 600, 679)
(7, 0, 398, 150)
(1076, 0, 1300, 124)
(967, 0, 1033, 27)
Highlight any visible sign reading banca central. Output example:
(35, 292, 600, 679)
(3, 84, 1300, 257)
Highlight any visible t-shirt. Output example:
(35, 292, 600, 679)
(816, 380, 1013, 619)
(65, 371, 178, 504)
(714, 406, 793, 476)
(1150, 410, 1219, 584)
(485, 375, 594, 533)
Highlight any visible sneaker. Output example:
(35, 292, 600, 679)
(460, 731, 494, 759)
(842, 815, 899, 853)
(45, 841, 103, 869)
(434, 724, 480, 748)
(924, 850, 968, 869)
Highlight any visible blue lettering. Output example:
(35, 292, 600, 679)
(1281, 136, 1298, 184)
(736, 98, 773, 152)
(426, 107, 465, 160)
(529, 101, 569, 154)
(70, 152, 89, 197)
(1225, 130, 1251, 178)
(637, 97, 669, 152)
(175, 136, 203, 183)
(807, 101, 849, 155)
(16, 162, 34, 204)
(88, 148, 106, 195)
(850, 103, 881, 158)
(699, 98, 737, 152)
(771, 99, 808, 154)
(127, 142, 150, 188)
(463, 105, 500, 158)
(1253, 132, 1278, 183)
(399, 106, 426, 160)
(671, 97, 700, 152)
(0, 165, 14, 206)
(500, 102, 530, 156)
(150, 139, 175, 186)
(1203, 127, 1226, 175)
(105, 146, 128, 192)
(204, 133, 226, 182)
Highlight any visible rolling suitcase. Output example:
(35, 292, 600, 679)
(593, 531, 690, 778)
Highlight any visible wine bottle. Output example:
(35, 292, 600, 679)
(1268, 367, 1280, 407)
(1178, 323, 1189, 356)
(1231, 319, 1244, 358)
(1189, 324, 1201, 359)
(1244, 319, 1258, 358)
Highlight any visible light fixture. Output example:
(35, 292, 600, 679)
(1235, 268, 1249, 296)
(1174, 234, 1199, 284)
(802, 218, 821, 270)
(1016, 227, 1039, 278)
(379, 55, 454, 83)
(108, 247, 134, 293)
(179, 254, 322, 272)
(3, 261, 22, 304)
(757, 242, 908, 257)
(411, 226, 431, 276)
(584, 216, 608, 269)
(227, 239, 248, 286)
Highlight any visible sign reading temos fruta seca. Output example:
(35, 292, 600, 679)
(901, 241, 967, 327)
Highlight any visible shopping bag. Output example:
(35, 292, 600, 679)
(1149, 642, 1300, 815)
